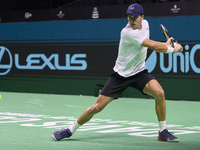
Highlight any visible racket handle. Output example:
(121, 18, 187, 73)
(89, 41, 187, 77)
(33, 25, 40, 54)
(171, 39, 175, 48)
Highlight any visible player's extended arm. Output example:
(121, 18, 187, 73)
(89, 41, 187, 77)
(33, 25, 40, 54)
(142, 38, 183, 53)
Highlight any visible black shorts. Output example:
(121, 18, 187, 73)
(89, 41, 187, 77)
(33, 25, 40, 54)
(100, 69, 155, 99)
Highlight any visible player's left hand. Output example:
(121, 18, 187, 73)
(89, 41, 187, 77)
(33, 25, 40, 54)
(174, 43, 183, 52)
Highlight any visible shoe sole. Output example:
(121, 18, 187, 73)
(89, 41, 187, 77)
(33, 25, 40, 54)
(158, 135, 179, 142)
(158, 138, 179, 142)
(168, 138, 179, 142)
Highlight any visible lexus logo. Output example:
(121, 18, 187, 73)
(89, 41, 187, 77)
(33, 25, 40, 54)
(0, 46, 12, 75)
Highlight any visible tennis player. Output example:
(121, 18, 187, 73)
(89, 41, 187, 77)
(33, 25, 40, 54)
(52, 3, 183, 142)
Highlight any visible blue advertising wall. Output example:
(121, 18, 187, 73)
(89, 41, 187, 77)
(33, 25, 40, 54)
(0, 15, 199, 100)
(1, 15, 199, 43)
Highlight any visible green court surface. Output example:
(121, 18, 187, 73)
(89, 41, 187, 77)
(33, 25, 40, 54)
(0, 91, 199, 150)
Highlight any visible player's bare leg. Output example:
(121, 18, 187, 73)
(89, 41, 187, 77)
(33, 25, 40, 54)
(52, 95, 114, 141)
(143, 79, 166, 122)
(143, 79, 179, 142)
(77, 95, 114, 125)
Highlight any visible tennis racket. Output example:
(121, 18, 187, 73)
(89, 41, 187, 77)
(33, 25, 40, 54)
(160, 24, 175, 47)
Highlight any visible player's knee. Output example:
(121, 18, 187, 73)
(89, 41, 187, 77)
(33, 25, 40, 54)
(89, 103, 104, 114)
(154, 88, 165, 100)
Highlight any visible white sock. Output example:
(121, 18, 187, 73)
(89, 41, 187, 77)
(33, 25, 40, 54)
(68, 121, 81, 135)
(159, 121, 166, 132)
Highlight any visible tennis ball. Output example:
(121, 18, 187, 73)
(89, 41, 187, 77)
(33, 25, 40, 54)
(0, 94, 1, 100)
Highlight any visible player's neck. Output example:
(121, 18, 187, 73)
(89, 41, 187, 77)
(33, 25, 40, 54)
(138, 25, 142, 30)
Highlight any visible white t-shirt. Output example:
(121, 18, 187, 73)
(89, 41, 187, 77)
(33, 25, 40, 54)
(113, 19, 149, 77)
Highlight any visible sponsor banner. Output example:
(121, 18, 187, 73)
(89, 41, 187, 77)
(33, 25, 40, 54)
(146, 44, 200, 76)
(0, 1, 199, 23)
(0, 43, 200, 77)
(0, 43, 118, 77)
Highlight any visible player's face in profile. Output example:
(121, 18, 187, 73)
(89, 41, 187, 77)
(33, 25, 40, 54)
(127, 14, 144, 30)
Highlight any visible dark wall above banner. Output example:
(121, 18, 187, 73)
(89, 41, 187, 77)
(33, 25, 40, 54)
(0, 1, 199, 23)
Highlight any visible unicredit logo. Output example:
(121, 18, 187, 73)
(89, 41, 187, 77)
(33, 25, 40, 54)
(0, 46, 13, 75)
(146, 44, 200, 74)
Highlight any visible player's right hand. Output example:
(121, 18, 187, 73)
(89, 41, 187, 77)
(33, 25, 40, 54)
(166, 37, 175, 47)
